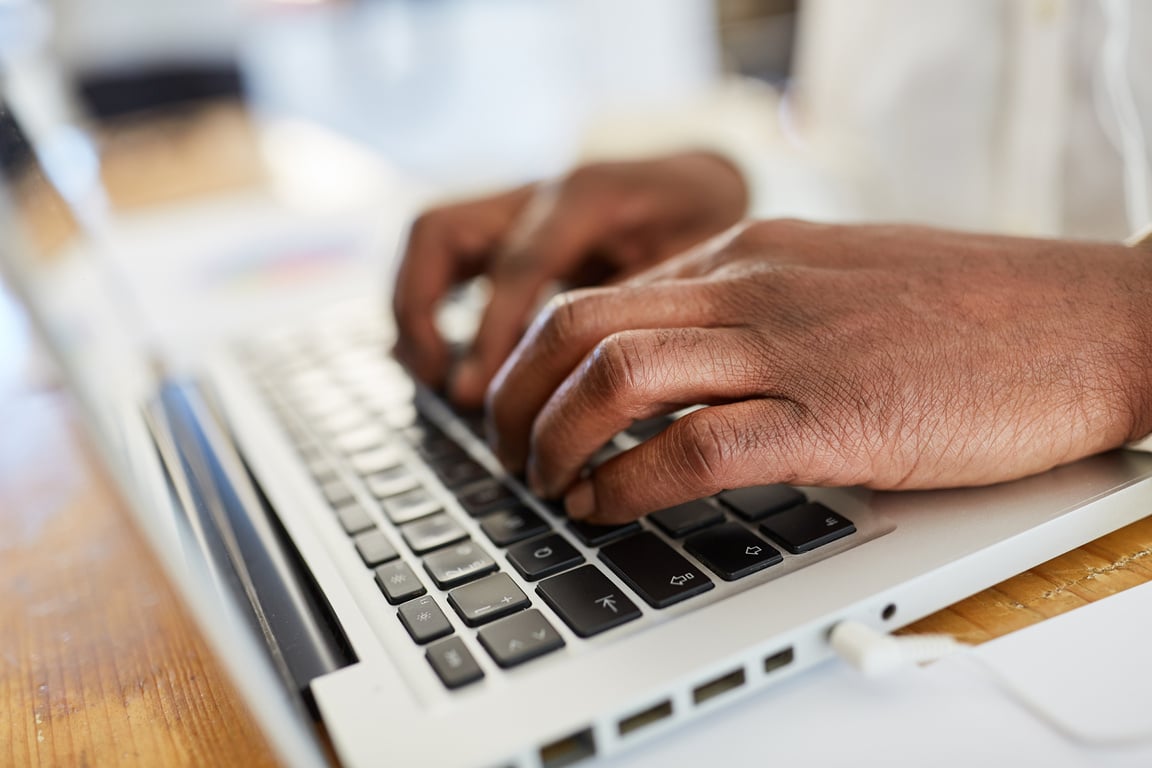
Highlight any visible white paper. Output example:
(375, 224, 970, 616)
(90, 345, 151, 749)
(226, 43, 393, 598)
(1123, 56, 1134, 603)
(606, 581, 1152, 768)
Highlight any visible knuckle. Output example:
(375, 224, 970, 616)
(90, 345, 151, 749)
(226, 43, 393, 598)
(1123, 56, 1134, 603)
(586, 332, 649, 406)
(561, 163, 605, 193)
(407, 208, 444, 241)
(673, 411, 741, 494)
(726, 217, 809, 256)
(536, 289, 597, 355)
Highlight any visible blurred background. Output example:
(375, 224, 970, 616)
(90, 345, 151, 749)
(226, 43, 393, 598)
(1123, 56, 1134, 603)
(0, 0, 800, 383)
(0, 0, 797, 190)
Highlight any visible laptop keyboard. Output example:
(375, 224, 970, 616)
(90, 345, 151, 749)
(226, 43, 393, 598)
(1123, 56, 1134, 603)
(246, 321, 867, 691)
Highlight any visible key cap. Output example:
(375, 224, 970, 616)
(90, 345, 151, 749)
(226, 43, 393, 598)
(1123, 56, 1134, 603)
(401, 513, 468, 554)
(648, 499, 725, 538)
(333, 425, 389, 454)
(684, 523, 782, 580)
(758, 502, 856, 554)
(334, 502, 374, 535)
(567, 519, 640, 547)
(448, 573, 530, 627)
(423, 540, 498, 589)
(506, 534, 584, 581)
(322, 480, 354, 507)
(458, 479, 520, 517)
(375, 560, 426, 604)
(432, 457, 490, 489)
(398, 595, 453, 644)
(365, 466, 421, 499)
(600, 532, 713, 608)
(354, 528, 398, 566)
(306, 457, 338, 483)
(456, 410, 487, 439)
(349, 446, 403, 475)
(407, 423, 463, 461)
(717, 485, 806, 522)
(477, 609, 564, 668)
(383, 487, 442, 525)
(426, 636, 484, 689)
(480, 506, 550, 547)
(536, 565, 641, 637)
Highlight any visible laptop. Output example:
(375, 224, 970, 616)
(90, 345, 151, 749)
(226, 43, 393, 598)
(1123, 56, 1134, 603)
(4, 92, 1152, 768)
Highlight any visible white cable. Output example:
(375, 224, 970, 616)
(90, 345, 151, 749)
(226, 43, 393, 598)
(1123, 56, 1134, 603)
(828, 620, 963, 678)
(1099, 0, 1152, 234)
(829, 620, 1152, 749)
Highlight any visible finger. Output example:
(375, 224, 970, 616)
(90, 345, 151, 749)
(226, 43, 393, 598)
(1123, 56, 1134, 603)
(563, 399, 867, 524)
(450, 186, 602, 407)
(528, 326, 782, 498)
(392, 188, 532, 386)
(622, 222, 753, 288)
(485, 280, 733, 471)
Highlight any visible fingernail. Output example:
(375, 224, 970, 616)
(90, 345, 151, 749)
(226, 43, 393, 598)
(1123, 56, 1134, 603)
(565, 480, 596, 520)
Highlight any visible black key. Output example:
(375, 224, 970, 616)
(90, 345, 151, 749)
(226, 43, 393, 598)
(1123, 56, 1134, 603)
(354, 528, 398, 566)
(599, 532, 713, 609)
(398, 595, 453, 644)
(322, 480, 354, 507)
(480, 506, 550, 547)
(458, 410, 487, 439)
(423, 539, 498, 589)
(717, 484, 806, 522)
(458, 479, 520, 517)
(536, 565, 641, 637)
(375, 560, 426, 604)
(684, 523, 782, 580)
(426, 636, 484, 689)
(648, 499, 725, 538)
(334, 502, 374, 535)
(383, 487, 442, 524)
(408, 423, 464, 461)
(567, 519, 641, 547)
(477, 609, 564, 668)
(448, 573, 530, 627)
(401, 513, 467, 554)
(432, 457, 490, 489)
(365, 466, 420, 499)
(506, 534, 584, 581)
(759, 502, 856, 554)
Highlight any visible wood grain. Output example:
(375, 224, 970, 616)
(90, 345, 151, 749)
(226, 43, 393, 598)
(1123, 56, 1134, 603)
(0, 384, 278, 767)
(902, 515, 1152, 643)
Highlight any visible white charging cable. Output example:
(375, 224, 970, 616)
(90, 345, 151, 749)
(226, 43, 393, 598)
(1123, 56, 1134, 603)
(829, 620, 1152, 748)
(828, 620, 963, 677)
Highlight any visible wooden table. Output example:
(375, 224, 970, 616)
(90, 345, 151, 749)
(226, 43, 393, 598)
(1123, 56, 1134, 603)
(3, 104, 1151, 766)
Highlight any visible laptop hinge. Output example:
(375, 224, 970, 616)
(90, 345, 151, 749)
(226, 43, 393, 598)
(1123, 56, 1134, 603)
(144, 378, 356, 710)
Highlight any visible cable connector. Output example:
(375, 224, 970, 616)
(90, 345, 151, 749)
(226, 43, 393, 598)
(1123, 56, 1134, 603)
(829, 620, 965, 677)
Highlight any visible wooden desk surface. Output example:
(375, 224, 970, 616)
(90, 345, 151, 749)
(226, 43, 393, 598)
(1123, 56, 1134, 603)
(2, 104, 1151, 766)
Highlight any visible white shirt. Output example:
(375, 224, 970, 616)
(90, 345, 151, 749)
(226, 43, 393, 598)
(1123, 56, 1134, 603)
(777, 0, 1152, 241)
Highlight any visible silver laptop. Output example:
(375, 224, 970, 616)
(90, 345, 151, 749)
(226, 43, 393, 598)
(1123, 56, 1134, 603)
(4, 93, 1152, 768)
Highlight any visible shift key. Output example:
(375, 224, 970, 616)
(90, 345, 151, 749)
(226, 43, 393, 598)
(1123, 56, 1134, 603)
(600, 532, 713, 608)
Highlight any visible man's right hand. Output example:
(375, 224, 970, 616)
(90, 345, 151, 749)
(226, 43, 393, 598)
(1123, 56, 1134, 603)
(391, 151, 748, 408)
